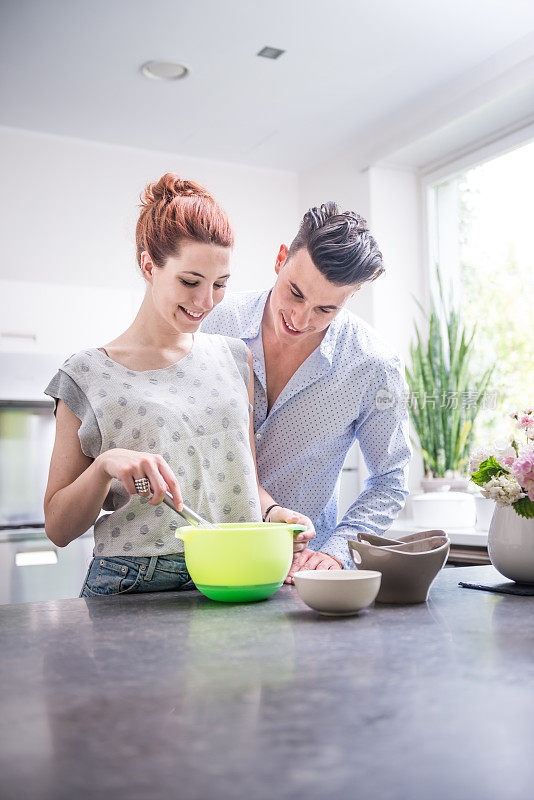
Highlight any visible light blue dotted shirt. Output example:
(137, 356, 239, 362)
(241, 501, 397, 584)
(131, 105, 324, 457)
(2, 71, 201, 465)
(202, 290, 411, 567)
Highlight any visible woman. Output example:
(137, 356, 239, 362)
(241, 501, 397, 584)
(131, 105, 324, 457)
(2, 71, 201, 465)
(44, 173, 314, 596)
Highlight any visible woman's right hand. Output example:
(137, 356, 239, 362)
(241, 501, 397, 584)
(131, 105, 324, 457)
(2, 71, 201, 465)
(96, 448, 184, 510)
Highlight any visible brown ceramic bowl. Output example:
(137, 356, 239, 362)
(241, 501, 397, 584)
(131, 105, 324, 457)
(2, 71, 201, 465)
(348, 535, 450, 604)
(386, 535, 449, 553)
(356, 529, 446, 547)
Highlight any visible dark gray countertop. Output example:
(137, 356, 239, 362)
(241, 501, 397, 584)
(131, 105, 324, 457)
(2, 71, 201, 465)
(1, 565, 533, 800)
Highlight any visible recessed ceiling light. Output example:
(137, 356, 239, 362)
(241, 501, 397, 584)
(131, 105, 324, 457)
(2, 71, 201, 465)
(257, 46, 285, 60)
(141, 61, 189, 80)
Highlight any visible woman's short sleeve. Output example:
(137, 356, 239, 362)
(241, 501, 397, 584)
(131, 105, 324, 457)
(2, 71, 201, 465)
(224, 336, 251, 389)
(45, 370, 102, 458)
(223, 337, 254, 413)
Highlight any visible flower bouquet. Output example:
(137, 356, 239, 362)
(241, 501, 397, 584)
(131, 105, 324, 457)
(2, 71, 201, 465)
(469, 409, 534, 518)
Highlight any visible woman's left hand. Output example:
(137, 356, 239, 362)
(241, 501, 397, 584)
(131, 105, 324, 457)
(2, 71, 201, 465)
(266, 505, 315, 556)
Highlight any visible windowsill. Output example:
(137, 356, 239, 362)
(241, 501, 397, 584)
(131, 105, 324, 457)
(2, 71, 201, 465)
(390, 518, 488, 547)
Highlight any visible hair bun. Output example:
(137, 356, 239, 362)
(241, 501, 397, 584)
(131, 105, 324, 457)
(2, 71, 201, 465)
(141, 172, 214, 206)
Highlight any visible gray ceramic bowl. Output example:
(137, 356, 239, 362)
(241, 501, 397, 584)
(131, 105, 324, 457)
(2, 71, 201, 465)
(348, 535, 450, 604)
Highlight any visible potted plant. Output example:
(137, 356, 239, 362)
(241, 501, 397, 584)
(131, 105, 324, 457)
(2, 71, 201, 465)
(469, 410, 534, 583)
(406, 270, 493, 492)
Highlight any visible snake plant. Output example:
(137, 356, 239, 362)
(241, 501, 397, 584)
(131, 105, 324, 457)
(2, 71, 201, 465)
(405, 269, 493, 477)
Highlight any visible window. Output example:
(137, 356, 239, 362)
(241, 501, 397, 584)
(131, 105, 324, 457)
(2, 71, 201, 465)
(428, 138, 534, 444)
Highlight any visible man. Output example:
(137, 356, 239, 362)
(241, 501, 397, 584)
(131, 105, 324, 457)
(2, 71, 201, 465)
(202, 202, 411, 577)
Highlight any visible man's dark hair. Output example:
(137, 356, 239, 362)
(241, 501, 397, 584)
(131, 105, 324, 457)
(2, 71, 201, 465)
(287, 201, 384, 286)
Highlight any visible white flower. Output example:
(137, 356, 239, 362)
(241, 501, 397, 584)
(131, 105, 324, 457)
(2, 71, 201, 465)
(468, 447, 491, 473)
(480, 475, 526, 506)
(493, 438, 516, 464)
(469, 439, 517, 474)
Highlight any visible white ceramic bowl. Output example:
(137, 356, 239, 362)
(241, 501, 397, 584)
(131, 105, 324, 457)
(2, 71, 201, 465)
(293, 569, 382, 616)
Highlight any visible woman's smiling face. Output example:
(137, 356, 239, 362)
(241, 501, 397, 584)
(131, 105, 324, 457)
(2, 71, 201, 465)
(141, 241, 231, 332)
(269, 245, 359, 344)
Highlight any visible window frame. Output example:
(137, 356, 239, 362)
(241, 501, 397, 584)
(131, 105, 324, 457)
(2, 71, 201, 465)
(421, 121, 534, 304)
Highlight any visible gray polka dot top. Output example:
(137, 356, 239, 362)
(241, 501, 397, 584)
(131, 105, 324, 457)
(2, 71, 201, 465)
(45, 333, 262, 557)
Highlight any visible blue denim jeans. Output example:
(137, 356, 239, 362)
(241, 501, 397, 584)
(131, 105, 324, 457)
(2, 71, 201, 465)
(80, 553, 194, 597)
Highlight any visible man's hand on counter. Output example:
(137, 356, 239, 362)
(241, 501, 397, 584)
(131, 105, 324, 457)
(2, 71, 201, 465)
(285, 548, 343, 584)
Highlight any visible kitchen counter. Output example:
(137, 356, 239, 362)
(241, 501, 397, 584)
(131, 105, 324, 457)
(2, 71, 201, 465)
(1, 565, 533, 800)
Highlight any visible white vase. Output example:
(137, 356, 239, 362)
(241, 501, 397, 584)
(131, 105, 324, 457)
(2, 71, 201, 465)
(487, 505, 534, 583)
(474, 495, 496, 531)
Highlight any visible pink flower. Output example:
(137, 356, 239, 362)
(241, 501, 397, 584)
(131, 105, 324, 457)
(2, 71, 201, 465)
(512, 444, 534, 501)
(518, 415, 534, 430)
(502, 455, 515, 467)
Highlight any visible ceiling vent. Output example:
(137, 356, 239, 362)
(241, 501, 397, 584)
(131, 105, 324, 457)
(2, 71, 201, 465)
(257, 46, 285, 60)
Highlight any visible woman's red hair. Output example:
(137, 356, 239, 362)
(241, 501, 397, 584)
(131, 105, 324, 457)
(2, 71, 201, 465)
(135, 173, 234, 267)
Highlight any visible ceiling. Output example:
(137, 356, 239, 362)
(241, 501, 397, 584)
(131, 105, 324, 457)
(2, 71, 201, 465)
(1, 0, 534, 172)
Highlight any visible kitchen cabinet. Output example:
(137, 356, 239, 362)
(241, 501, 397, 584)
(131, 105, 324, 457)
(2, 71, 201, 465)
(0, 529, 94, 604)
(337, 440, 361, 521)
(1, 565, 532, 800)
(0, 279, 143, 354)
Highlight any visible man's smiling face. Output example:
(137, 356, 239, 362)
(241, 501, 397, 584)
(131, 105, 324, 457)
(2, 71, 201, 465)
(268, 245, 360, 345)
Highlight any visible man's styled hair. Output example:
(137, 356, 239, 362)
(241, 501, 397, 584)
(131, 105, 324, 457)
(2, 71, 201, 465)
(287, 201, 384, 286)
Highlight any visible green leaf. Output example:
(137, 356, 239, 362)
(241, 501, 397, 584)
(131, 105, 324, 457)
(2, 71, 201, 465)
(407, 264, 494, 476)
(512, 497, 534, 519)
(470, 456, 509, 486)
(455, 420, 472, 463)
(411, 294, 429, 321)
(420, 446, 436, 474)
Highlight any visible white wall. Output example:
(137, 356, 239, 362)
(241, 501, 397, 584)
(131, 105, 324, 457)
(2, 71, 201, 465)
(0, 125, 299, 354)
(366, 166, 426, 494)
(367, 166, 425, 362)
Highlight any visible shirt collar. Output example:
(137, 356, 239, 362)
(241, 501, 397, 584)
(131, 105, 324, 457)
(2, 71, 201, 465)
(318, 313, 343, 365)
(241, 289, 270, 341)
(242, 287, 342, 366)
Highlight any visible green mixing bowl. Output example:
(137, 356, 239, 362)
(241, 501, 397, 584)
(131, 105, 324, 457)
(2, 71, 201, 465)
(175, 522, 306, 602)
